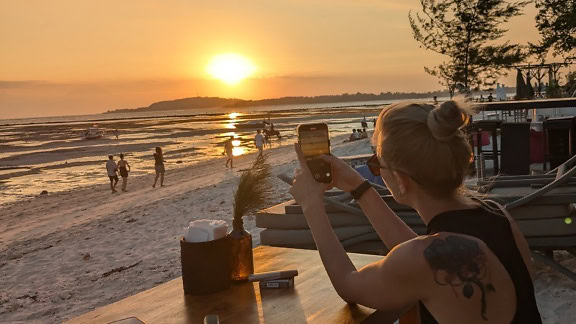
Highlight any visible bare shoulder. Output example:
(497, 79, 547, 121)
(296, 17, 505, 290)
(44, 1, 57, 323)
(384, 236, 436, 278)
(418, 233, 490, 266)
(395, 234, 493, 280)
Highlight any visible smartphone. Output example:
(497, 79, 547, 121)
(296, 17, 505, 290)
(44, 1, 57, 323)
(297, 123, 332, 183)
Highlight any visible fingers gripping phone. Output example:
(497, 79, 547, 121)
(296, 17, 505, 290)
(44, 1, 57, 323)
(297, 123, 332, 183)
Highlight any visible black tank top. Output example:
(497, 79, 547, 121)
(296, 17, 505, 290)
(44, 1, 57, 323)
(419, 204, 542, 324)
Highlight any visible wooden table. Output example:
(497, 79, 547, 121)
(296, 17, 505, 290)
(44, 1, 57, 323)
(66, 246, 381, 323)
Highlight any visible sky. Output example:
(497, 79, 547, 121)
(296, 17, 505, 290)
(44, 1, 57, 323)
(0, 0, 544, 119)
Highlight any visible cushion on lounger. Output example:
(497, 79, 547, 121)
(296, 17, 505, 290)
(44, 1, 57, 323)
(260, 226, 376, 246)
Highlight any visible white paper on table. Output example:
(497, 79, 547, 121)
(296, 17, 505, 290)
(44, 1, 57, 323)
(183, 219, 228, 242)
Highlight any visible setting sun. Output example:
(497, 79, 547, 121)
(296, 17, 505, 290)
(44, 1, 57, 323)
(207, 54, 256, 85)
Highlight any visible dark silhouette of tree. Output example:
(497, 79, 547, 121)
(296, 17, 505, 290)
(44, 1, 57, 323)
(531, 0, 576, 62)
(409, 0, 528, 94)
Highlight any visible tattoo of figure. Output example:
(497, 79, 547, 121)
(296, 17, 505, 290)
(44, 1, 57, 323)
(424, 235, 496, 321)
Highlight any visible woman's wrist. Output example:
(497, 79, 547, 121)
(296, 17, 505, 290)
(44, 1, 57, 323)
(348, 176, 367, 193)
(301, 194, 324, 213)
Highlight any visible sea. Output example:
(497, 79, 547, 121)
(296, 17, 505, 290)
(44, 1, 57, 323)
(0, 99, 431, 205)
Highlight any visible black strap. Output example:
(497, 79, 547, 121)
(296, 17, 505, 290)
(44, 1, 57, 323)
(351, 180, 372, 200)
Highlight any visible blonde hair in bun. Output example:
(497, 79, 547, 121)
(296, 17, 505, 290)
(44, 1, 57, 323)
(427, 98, 473, 141)
(372, 98, 475, 198)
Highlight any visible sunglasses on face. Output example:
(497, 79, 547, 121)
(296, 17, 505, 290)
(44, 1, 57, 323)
(366, 154, 423, 185)
(367, 154, 385, 176)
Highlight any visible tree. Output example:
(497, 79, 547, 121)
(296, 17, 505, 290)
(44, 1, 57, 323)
(532, 0, 576, 61)
(409, 0, 528, 94)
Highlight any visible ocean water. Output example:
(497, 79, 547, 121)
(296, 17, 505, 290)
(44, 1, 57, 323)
(0, 99, 417, 205)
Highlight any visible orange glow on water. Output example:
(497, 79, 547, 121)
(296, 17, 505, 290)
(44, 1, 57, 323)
(232, 147, 244, 156)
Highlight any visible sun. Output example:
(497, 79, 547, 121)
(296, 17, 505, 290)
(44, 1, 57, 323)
(207, 54, 256, 85)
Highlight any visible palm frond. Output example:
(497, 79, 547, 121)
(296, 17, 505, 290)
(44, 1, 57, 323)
(233, 154, 273, 220)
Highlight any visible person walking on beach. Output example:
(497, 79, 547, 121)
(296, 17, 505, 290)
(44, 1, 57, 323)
(361, 116, 368, 128)
(290, 99, 541, 323)
(152, 147, 165, 188)
(225, 136, 234, 168)
(254, 129, 264, 156)
(114, 129, 119, 139)
(106, 155, 119, 193)
(117, 153, 131, 192)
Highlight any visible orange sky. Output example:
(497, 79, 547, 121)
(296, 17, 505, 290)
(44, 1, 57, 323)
(0, 0, 543, 119)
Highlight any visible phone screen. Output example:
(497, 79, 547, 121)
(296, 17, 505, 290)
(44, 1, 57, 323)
(298, 124, 331, 183)
(300, 129, 330, 158)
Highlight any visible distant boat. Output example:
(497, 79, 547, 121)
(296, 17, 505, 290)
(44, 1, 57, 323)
(234, 121, 267, 129)
(83, 128, 105, 139)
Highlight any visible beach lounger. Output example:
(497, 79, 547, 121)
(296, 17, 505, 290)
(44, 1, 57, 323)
(496, 159, 576, 282)
(259, 167, 576, 281)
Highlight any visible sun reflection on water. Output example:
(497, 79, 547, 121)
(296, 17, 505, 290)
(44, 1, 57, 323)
(232, 147, 244, 156)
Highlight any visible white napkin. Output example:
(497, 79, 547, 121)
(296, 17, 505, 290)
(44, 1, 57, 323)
(184, 220, 228, 242)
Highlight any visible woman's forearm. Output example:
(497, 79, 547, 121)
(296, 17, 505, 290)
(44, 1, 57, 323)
(356, 187, 417, 249)
(302, 200, 357, 300)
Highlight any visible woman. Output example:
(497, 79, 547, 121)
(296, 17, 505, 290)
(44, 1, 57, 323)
(290, 100, 541, 323)
(152, 146, 165, 188)
(224, 136, 234, 168)
(117, 153, 131, 192)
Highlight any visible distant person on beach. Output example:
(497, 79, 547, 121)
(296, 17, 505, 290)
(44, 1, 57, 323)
(349, 129, 357, 141)
(354, 129, 361, 140)
(152, 147, 165, 188)
(290, 99, 541, 323)
(117, 153, 131, 192)
(225, 136, 234, 168)
(361, 128, 368, 139)
(361, 116, 368, 128)
(114, 129, 119, 139)
(254, 130, 264, 155)
(106, 155, 119, 193)
(433, 95, 438, 105)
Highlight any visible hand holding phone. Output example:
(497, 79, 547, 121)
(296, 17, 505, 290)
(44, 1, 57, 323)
(297, 123, 332, 183)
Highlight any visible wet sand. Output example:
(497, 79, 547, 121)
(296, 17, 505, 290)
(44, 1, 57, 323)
(0, 108, 381, 204)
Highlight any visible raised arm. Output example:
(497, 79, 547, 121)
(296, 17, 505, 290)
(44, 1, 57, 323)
(290, 145, 426, 309)
(320, 154, 417, 249)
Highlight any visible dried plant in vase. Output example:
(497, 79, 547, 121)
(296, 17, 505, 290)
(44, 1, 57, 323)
(229, 153, 273, 281)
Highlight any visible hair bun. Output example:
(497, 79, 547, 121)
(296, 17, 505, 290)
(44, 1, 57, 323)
(427, 99, 471, 141)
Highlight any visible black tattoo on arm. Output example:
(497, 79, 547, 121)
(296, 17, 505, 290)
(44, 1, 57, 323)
(424, 235, 496, 321)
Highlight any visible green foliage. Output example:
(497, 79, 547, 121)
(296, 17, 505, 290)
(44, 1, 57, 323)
(564, 71, 576, 95)
(546, 80, 563, 98)
(532, 0, 576, 61)
(409, 0, 529, 93)
(233, 154, 273, 220)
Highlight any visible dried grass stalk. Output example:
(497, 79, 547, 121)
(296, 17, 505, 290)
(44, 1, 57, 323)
(233, 154, 273, 220)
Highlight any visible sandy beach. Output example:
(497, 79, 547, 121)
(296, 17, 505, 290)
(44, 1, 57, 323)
(1, 134, 575, 323)
(0, 108, 381, 205)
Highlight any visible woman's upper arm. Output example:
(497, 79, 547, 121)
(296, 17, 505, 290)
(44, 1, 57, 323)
(337, 240, 429, 310)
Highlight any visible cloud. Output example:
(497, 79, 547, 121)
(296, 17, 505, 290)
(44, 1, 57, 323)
(0, 81, 47, 89)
